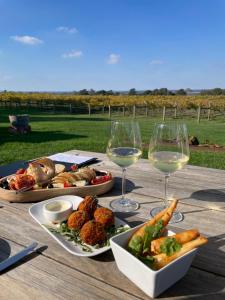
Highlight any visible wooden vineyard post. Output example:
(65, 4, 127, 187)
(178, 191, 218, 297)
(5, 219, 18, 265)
(197, 105, 201, 123)
(133, 105, 136, 118)
(69, 103, 72, 113)
(122, 105, 125, 117)
(174, 103, 177, 119)
(108, 105, 111, 118)
(207, 102, 211, 121)
(145, 104, 148, 117)
(88, 103, 91, 116)
(162, 106, 166, 121)
(102, 105, 105, 114)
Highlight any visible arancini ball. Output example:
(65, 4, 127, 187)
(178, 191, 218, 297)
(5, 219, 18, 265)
(80, 220, 106, 245)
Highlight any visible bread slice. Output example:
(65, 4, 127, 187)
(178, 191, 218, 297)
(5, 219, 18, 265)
(55, 164, 66, 174)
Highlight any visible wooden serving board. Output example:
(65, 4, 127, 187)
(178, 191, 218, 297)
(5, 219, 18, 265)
(0, 177, 114, 203)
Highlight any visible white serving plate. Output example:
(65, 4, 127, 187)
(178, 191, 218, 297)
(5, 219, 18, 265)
(29, 195, 129, 257)
(110, 224, 198, 298)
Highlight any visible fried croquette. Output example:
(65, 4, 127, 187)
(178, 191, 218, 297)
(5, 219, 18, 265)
(67, 211, 89, 230)
(78, 195, 98, 218)
(94, 207, 114, 228)
(80, 220, 106, 245)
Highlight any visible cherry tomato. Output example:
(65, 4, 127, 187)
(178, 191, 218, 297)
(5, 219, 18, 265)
(64, 182, 71, 188)
(71, 164, 78, 172)
(16, 168, 26, 175)
(91, 174, 112, 185)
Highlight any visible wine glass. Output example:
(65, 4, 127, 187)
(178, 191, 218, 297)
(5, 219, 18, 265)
(148, 122, 190, 223)
(106, 120, 142, 212)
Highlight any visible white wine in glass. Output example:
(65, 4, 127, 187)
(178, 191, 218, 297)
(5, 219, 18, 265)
(148, 123, 190, 223)
(107, 121, 142, 212)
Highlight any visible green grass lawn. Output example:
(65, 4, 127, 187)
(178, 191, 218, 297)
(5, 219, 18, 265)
(1, 108, 225, 169)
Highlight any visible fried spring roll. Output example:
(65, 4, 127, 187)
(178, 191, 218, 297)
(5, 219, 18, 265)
(127, 199, 178, 248)
(151, 229, 200, 254)
(153, 236, 208, 270)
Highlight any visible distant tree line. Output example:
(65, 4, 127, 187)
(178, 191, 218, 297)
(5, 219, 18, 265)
(200, 88, 225, 95)
(74, 88, 187, 96)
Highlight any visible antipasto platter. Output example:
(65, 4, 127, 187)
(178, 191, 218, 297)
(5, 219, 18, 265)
(0, 157, 114, 202)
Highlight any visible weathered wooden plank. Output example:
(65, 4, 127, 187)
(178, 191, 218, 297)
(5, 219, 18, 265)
(0, 232, 225, 299)
(0, 238, 146, 300)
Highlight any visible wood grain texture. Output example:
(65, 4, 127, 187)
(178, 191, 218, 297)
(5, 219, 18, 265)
(0, 150, 225, 299)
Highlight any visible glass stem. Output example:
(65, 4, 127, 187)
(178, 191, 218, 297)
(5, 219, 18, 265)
(121, 167, 126, 201)
(164, 174, 170, 207)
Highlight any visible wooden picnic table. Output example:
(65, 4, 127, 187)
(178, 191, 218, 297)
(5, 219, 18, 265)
(0, 150, 225, 300)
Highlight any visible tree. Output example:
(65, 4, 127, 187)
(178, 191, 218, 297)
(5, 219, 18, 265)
(176, 89, 187, 95)
(142, 90, 152, 95)
(79, 89, 89, 95)
(106, 90, 114, 95)
(158, 88, 169, 95)
(128, 88, 136, 95)
(88, 89, 96, 95)
(212, 88, 223, 95)
(95, 90, 107, 95)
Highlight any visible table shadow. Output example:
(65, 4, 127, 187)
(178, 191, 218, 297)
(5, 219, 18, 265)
(104, 177, 143, 197)
(190, 189, 225, 204)
(0, 238, 11, 262)
(90, 250, 115, 263)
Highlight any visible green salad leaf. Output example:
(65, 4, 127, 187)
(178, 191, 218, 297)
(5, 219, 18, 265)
(138, 255, 155, 268)
(127, 219, 164, 256)
(127, 236, 143, 256)
(160, 237, 182, 256)
(44, 223, 129, 253)
(142, 219, 164, 254)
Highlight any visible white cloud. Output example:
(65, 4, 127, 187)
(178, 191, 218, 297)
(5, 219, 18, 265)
(107, 53, 120, 64)
(149, 59, 164, 65)
(57, 26, 78, 34)
(10, 35, 43, 45)
(62, 50, 83, 58)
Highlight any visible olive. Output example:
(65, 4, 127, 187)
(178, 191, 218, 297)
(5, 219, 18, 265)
(47, 183, 54, 189)
(0, 180, 9, 189)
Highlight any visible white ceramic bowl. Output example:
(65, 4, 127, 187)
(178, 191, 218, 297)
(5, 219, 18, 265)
(43, 199, 73, 223)
(110, 224, 198, 298)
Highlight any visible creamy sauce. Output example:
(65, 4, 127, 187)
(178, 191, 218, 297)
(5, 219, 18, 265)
(45, 201, 70, 212)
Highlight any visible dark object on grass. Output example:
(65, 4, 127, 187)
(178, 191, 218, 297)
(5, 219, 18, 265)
(189, 136, 199, 145)
(8, 115, 31, 134)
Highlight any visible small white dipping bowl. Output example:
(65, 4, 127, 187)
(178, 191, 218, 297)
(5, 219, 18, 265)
(43, 199, 73, 223)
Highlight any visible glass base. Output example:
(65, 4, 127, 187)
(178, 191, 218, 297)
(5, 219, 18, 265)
(150, 206, 183, 223)
(110, 198, 139, 212)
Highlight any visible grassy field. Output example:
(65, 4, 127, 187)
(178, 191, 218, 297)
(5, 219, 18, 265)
(1, 108, 225, 169)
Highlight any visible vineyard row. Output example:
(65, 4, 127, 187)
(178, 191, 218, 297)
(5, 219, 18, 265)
(1, 92, 225, 109)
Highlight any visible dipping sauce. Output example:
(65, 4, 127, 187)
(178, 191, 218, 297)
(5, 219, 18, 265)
(45, 201, 70, 212)
(43, 199, 73, 223)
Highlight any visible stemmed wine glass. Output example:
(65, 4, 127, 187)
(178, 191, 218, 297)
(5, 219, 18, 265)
(107, 120, 142, 212)
(148, 122, 190, 223)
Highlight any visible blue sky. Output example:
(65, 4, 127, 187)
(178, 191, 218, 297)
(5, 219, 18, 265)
(1, 0, 225, 91)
